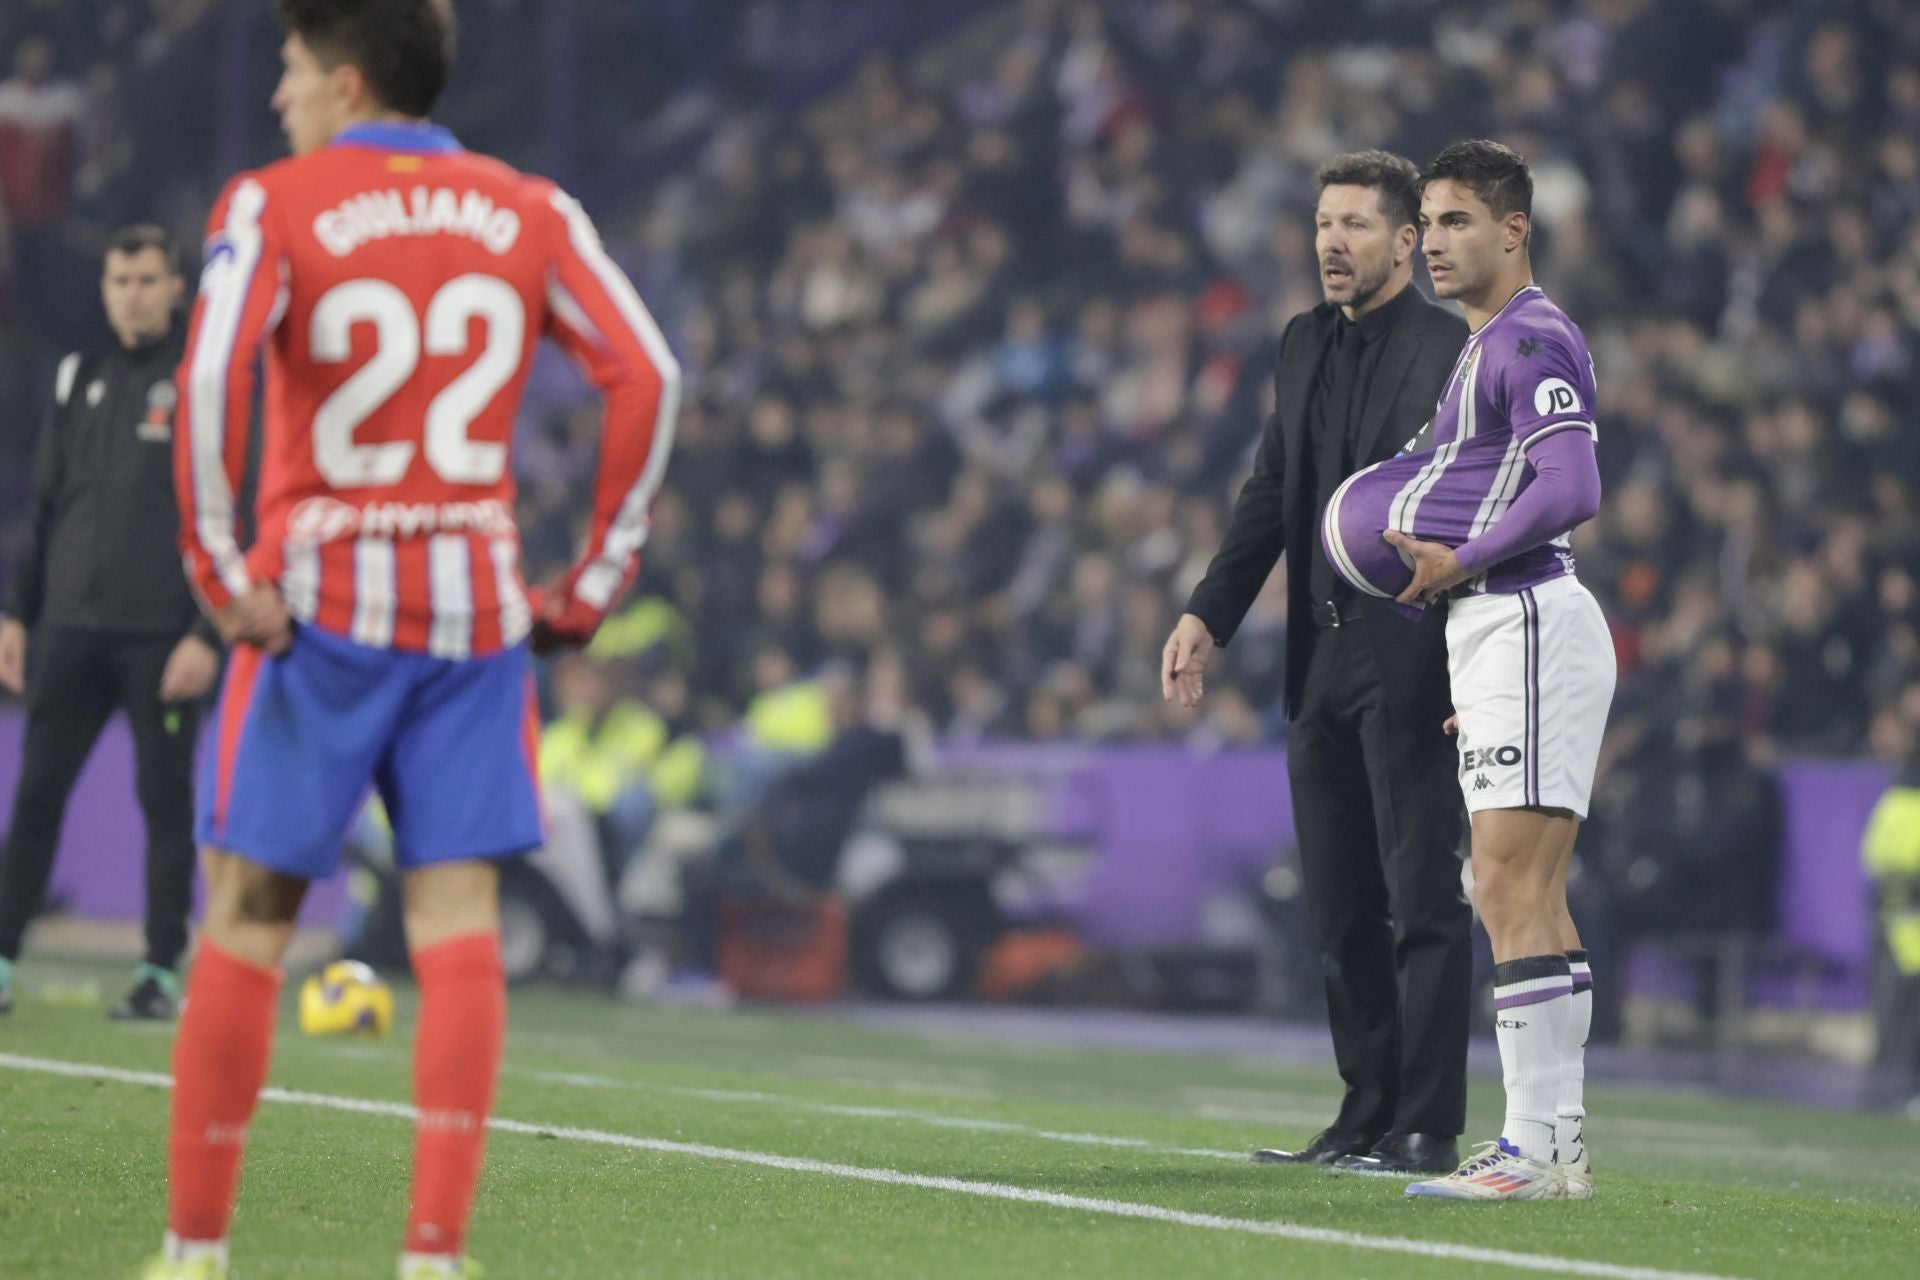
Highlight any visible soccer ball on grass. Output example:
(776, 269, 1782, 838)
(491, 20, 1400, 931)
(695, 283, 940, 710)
(298, 960, 395, 1037)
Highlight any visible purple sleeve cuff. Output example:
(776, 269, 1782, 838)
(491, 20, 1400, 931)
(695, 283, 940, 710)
(1452, 429, 1600, 577)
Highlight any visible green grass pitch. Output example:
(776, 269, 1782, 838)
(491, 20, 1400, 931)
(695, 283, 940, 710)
(1, 957, 1915, 1278)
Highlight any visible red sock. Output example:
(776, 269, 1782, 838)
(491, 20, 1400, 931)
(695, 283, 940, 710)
(404, 932, 505, 1257)
(168, 940, 281, 1243)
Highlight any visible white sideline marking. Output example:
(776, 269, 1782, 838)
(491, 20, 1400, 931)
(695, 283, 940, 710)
(596, 1080, 1245, 1162)
(300, 1044, 1249, 1161)
(0, 1051, 1745, 1280)
(298, 1041, 1861, 1174)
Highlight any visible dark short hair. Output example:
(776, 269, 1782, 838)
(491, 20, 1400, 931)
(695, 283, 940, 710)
(104, 224, 180, 274)
(278, 0, 456, 118)
(1422, 139, 1533, 221)
(1314, 150, 1422, 231)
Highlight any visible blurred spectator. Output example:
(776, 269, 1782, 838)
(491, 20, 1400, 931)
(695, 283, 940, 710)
(676, 657, 914, 980)
(539, 653, 707, 879)
(0, 33, 83, 338)
(1863, 682, 1920, 1109)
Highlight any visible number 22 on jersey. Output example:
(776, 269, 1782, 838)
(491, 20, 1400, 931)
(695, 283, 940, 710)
(310, 273, 522, 488)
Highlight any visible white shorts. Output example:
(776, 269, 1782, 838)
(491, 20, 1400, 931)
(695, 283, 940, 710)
(1445, 575, 1616, 818)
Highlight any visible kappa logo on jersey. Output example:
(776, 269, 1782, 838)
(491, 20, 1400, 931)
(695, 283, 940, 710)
(1533, 377, 1580, 416)
(1516, 337, 1543, 357)
(1463, 745, 1523, 771)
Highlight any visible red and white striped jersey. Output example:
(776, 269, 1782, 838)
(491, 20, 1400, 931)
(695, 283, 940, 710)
(175, 122, 679, 657)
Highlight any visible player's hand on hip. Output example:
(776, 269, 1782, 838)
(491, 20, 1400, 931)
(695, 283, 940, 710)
(1443, 712, 1459, 735)
(213, 584, 293, 656)
(1162, 613, 1215, 709)
(0, 618, 25, 695)
(525, 584, 601, 657)
(1383, 530, 1468, 606)
(160, 633, 222, 703)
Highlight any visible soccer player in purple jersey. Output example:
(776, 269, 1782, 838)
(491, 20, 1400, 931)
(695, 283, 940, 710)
(1321, 141, 1614, 1200)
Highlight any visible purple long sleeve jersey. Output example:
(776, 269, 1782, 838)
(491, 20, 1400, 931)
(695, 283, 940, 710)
(1322, 285, 1601, 613)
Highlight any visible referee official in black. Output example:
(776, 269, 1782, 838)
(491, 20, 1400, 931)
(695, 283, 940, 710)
(1162, 152, 1472, 1175)
(0, 225, 221, 1020)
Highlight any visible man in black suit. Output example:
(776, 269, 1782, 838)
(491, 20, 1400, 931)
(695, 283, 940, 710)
(1162, 151, 1471, 1175)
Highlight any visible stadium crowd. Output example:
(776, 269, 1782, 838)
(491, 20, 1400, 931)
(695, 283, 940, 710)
(3, 0, 1916, 810)
(574, 0, 1920, 769)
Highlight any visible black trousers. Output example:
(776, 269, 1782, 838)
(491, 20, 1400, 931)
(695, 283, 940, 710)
(1869, 935, 1920, 1107)
(1287, 619, 1471, 1139)
(0, 628, 200, 970)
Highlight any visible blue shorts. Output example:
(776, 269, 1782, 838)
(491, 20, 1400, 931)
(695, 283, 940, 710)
(198, 626, 543, 880)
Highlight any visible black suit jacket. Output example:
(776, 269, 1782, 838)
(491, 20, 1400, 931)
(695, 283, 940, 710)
(1186, 287, 1468, 726)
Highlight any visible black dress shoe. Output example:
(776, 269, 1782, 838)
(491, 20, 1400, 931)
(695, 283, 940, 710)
(108, 968, 180, 1021)
(1333, 1132, 1460, 1176)
(1251, 1128, 1377, 1165)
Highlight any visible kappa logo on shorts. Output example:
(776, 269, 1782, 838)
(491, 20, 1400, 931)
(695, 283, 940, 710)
(1472, 774, 1494, 791)
(1462, 745, 1523, 771)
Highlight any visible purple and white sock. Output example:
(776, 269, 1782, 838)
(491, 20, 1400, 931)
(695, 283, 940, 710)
(1558, 948, 1593, 1163)
(1493, 953, 1573, 1162)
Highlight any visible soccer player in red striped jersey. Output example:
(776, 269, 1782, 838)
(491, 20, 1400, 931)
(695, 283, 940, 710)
(150, 4, 678, 1278)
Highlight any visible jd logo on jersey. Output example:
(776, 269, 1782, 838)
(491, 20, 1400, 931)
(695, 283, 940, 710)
(1462, 745, 1523, 771)
(1533, 377, 1580, 416)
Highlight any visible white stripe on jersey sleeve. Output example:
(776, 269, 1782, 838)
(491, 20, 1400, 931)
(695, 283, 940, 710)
(427, 535, 473, 659)
(545, 279, 604, 348)
(549, 190, 682, 612)
(351, 538, 397, 648)
(1519, 419, 1597, 452)
(188, 178, 269, 602)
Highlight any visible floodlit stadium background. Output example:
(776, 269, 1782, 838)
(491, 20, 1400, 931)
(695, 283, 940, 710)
(1, 0, 1916, 1092)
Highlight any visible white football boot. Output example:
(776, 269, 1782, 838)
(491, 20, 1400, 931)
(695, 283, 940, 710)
(1405, 1138, 1564, 1200)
